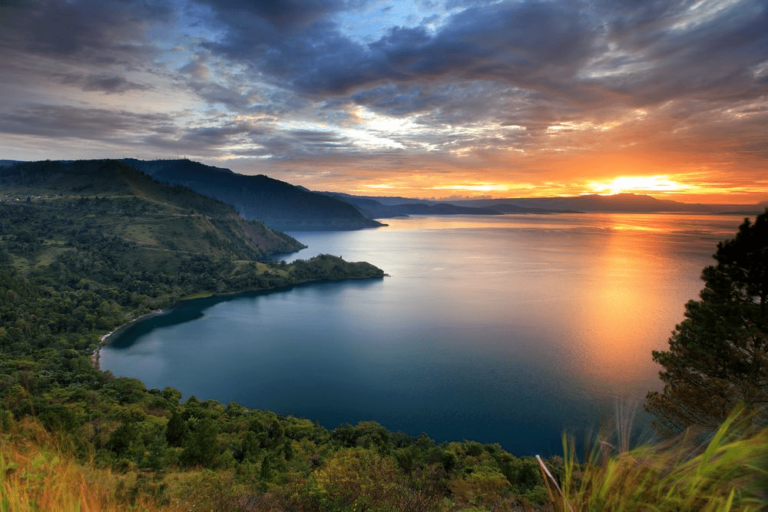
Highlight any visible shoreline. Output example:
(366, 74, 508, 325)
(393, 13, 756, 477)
(92, 272, 386, 370)
(92, 308, 165, 370)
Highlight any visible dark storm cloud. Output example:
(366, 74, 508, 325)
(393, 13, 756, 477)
(192, 0, 767, 127)
(193, 0, 348, 30)
(198, 0, 596, 99)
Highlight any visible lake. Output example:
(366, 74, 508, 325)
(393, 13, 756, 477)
(100, 213, 746, 456)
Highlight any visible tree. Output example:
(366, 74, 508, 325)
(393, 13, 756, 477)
(645, 210, 768, 436)
(181, 417, 219, 467)
(107, 422, 138, 459)
(165, 409, 188, 447)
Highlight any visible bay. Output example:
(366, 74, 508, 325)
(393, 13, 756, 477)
(100, 213, 745, 455)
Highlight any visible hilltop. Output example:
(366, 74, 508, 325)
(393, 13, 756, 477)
(123, 158, 383, 231)
(0, 159, 304, 264)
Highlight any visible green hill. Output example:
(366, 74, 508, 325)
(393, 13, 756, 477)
(0, 159, 305, 267)
(123, 158, 383, 231)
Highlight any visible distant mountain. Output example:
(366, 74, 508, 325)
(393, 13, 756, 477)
(472, 203, 582, 214)
(0, 159, 304, 260)
(0, 160, 19, 167)
(122, 159, 382, 231)
(323, 192, 502, 218)
(449, 194, 765, 214)
(325, 191, 765, 216)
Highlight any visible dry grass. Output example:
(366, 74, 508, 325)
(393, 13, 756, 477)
(0, 419, 165, 512)
(539, 408, 768, 512)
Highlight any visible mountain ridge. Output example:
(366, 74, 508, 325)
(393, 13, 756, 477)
(322, 191, 765, 214)
(322, 191, 504, 217)
(446, 193, 765, 214)
(122, 158, 383, 231)
(0, 159, 305, 261)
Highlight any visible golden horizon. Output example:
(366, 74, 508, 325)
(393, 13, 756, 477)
(337, 174, 768, 204)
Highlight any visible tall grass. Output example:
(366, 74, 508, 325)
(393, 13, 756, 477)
(538, 409, 768, 511)
(0, 418, 162, 512)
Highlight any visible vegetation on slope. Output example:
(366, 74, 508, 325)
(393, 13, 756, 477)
(123, 158, 383, 231)
(0, 159, 305, 261)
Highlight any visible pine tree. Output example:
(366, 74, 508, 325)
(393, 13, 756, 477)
(645, 210, 768, 436)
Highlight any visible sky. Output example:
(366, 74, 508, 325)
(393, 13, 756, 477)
(0, 0, 766, 202)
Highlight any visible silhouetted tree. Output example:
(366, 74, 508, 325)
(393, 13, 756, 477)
(646, 210, 768, 436)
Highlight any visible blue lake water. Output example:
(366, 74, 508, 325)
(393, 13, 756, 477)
(100, 213, 746, 455)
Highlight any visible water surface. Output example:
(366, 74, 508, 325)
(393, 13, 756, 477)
(101, 213, 745, 455)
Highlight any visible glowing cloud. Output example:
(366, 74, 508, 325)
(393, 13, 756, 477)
(431, 183, 512, 193)
(587, 176, 694, 196)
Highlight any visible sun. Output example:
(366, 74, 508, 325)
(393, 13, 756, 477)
(587, 175, 691, 196)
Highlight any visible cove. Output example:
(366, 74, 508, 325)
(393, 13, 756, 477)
(100, 213, 746, 456)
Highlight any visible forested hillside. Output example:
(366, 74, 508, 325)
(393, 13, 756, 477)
(0, 160, 305, 261)
(123, 159, 382, 231)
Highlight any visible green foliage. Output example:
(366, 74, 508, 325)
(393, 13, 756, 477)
(165, 409, 187, 447)
(646, 209, 768, 436)
(181, 418, 219, 467)
(546, 409, 768, 512)
(107, 422, 138, 459)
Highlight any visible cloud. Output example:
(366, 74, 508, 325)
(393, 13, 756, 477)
(0, 0, 173, 64)
(0, 0, 766, 201)
(142, 122, 264, 152)
(58, 73, 152, 94)
(193, 0, 348, 30)
(588, 0, 768, 105)
(0, 104, 174, 141)
(192, 0, 766, 129)
(197, 0, 596, 100)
